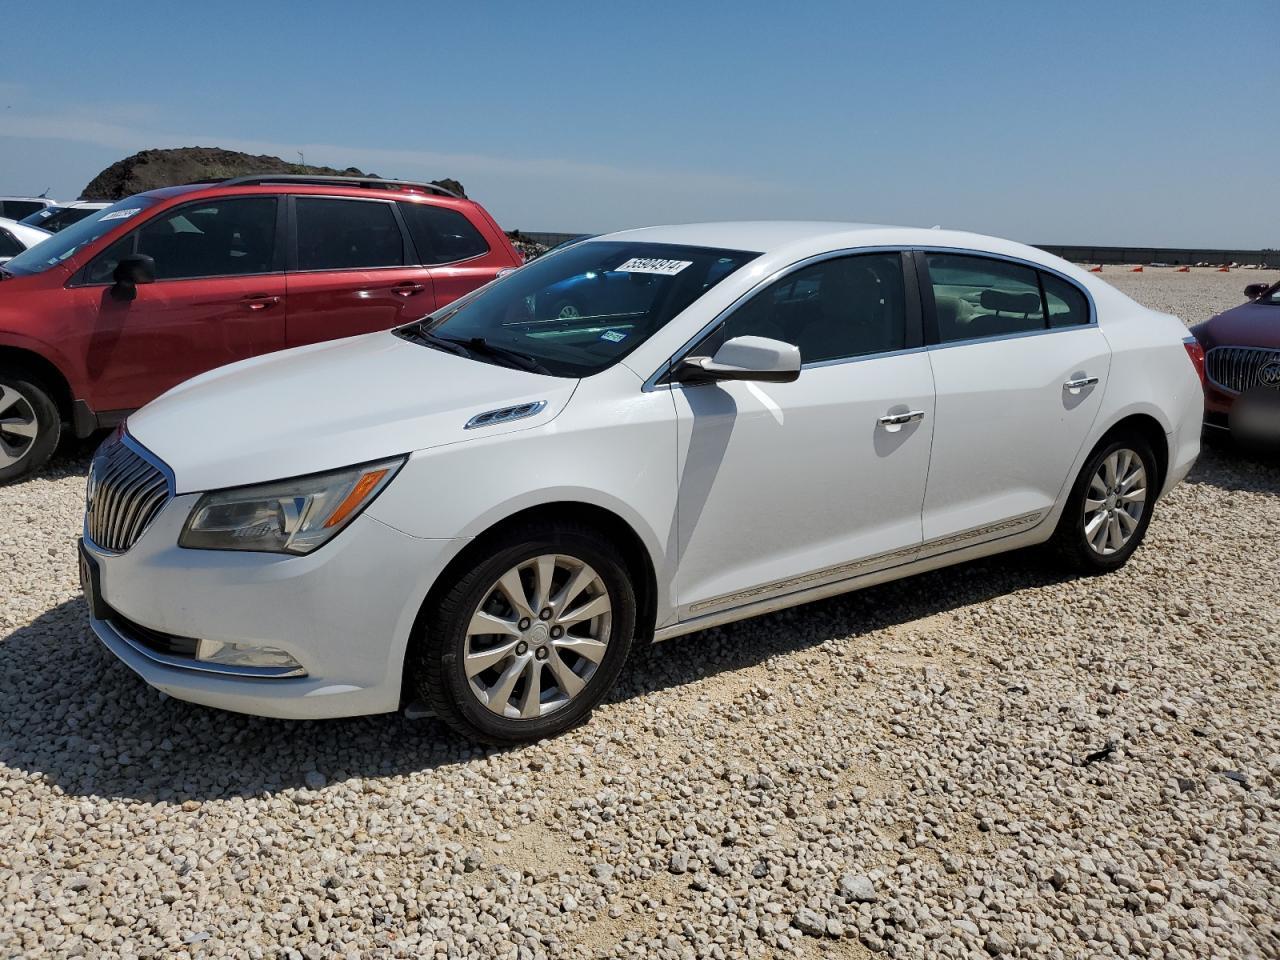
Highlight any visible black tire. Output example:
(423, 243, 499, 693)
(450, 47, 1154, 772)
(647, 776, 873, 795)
(410, 521, 636, 744)
(0, 367, 61, 485)
(1048, 434, 1158, 574)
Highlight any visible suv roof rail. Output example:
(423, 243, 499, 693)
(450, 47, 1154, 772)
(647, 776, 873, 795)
(209, 174, 463, 199)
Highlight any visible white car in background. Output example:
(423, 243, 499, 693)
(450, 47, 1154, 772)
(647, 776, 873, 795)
(18, 200, 110, 233)
(0, 217, 51, 264)
(79, 222, 1203, 742)
(0, 196, 57, 221)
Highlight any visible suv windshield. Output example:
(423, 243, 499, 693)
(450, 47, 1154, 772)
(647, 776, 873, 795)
(2, 197, 157, 276)
(400, 241, 759, 377)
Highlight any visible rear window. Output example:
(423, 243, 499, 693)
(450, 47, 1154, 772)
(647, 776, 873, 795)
(399, 202, 489, 264)
(0, 200, 45, 220)
(296, 198, 404, 271)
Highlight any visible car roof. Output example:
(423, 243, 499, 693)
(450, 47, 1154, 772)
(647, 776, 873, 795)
(135, 179, 472, 206)
(595, 220, 1069, 270)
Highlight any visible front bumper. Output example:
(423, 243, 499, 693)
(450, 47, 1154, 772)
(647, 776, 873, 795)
(82, 494, 461, 720)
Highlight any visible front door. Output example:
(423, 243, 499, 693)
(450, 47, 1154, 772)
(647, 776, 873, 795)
(918, 251, 1110, 550)
(671, 251, 935, 618)
(68, 194, 288, 413)
(285, 196, 435, 348)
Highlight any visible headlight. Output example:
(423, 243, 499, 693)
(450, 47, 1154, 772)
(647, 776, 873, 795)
(179, 457, 405, 555)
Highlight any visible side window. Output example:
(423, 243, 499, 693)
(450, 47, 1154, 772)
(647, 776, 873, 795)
(398, 202, 490, 264)
(716, 253, 908, 364)
(0, 229, 23, 259)
(85, 197, 279, 283)
(926, 254, 1044, 342)
(1042, 272, 1090, 327)
(296, 198, 404, 271)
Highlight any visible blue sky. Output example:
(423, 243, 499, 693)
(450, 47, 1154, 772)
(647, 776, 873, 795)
(2, 0, 1276, 247)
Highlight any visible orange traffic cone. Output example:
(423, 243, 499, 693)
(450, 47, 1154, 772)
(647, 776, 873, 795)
(1218, 266, 1230, 272)
(1088, 265, 1103, 273)
(1175, 266, 1190, 273)
(1131, 266, 1144, 273)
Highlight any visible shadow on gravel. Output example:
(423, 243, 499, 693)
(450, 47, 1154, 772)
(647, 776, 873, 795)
(0, 545, 1074, 803)
(1188, 436, 1280, 495)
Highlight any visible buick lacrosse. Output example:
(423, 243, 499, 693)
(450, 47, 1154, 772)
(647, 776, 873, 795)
(80, 222, 1203, 741)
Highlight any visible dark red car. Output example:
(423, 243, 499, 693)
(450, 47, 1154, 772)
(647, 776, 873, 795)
(0, 175, 522, 481)
(1190, 279, 1280, 447)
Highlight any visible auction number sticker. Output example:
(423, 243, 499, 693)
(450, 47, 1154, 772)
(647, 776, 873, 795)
(614, 257, 692, 276)
(100, 208, 143, 222)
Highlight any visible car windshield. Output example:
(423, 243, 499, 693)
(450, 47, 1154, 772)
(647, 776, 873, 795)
(2, 197, 157, 276)
(1263, 285, 1280, 305)
(399, 240, 760, 377)
(19, 205, 100, 232)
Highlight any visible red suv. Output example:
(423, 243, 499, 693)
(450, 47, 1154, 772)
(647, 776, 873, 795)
(0, 175, 523, 482)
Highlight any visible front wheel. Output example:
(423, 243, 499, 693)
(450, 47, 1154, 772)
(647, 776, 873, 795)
(411, 523, 636, 743)
(1049, 436, 1158, 573)
(0, 369, 61, 485)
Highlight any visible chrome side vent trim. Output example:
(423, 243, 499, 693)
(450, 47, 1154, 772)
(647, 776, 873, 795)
(464, 400, 547, 430)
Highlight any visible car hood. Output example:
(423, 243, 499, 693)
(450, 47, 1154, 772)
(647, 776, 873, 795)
(128, 331, 578, 494)
(1198, 301, 1280, 350)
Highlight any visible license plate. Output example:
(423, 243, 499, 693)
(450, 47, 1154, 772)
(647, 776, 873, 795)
(78, 539, 108, 621)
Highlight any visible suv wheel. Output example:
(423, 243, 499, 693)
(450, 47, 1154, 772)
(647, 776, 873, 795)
(0, 369, 61, 484)
(412, 522, 636, 743)
(1050, 435, 1157, 573)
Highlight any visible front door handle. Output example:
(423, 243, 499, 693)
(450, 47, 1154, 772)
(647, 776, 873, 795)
(1063, 376, 1099, 391)
(392, 282, 425, 297)
(241, 295, 281, 311)
(878, 410, 926, 427)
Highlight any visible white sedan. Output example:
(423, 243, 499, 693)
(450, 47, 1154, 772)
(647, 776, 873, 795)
(0, 217, 51, 265)
(80, 222, 1203, 741)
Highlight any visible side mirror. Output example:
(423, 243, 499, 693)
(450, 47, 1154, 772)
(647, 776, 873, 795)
(673, 335, 802, 385)
(111, 254, 156, 301)
(1243, 282, 1270, 301)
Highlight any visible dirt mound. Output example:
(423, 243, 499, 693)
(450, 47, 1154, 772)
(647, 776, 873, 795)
(81, 147, 465, 200)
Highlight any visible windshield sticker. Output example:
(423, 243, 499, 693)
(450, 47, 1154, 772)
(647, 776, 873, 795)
(614, 257, 692, 276)
(100, 208, 142, 222)
(600, 330, 628, 343)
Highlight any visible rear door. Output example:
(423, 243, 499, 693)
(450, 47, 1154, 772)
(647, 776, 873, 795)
(284, 196, 435, 348)
(64, 194, 288, 413)
(918, 251, 1110, 551)
(398, 199, 512, 308)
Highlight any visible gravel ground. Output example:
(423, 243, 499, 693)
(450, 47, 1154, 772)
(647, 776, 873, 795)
(1, 271, 1278, 960)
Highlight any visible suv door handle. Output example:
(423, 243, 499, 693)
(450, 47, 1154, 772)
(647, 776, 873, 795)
(1063, 376, 1099, 390)
(878, 410, 926, 426)
(241, 295, 281, 311)
(392, 282, 425, 297)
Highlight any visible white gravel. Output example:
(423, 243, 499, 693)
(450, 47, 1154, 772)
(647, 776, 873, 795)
(1, 271, 1278, 959)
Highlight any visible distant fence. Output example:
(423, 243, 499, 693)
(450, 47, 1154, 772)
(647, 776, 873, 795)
(1035, 245, 1279, 268)
(518, 232, 1279, 268)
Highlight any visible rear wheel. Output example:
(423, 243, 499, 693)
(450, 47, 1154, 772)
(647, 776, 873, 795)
(1049, 435, 1157, 573)
(0, 369, 61, 485)
(411, 522, 636, 743)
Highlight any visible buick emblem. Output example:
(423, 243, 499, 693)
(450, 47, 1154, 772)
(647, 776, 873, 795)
(1261, 360, 1280, 388)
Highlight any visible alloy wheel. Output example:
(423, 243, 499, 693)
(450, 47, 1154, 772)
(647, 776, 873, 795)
(463, 554, 612, 719)
(1083, 448, 1147, 556)
(0, 384, 39, 468)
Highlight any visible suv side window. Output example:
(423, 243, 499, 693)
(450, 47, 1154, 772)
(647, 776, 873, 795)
(926, 253, 1045, 342)
(713, 253, 908, 364)
(295, 198, 404, 271)
(398, 202, 490, 264)
(86, 197, 279, 283)
(1042, 271, 1091, 327)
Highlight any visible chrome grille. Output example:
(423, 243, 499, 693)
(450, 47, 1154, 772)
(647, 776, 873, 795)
(85, 433, 172, 553)
(1205, 345, 1280, 395)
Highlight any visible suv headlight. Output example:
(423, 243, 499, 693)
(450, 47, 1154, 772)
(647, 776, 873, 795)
(179, 457, 405, 555)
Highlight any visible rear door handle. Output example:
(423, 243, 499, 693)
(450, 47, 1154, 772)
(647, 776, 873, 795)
(392, 282, 425, 297)
(878, 410, 926, 426)
(242, 295, 281, 311)
(1063, 376, 1099, 390)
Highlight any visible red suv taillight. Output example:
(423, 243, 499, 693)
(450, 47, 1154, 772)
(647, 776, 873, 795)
(1183, 336, 1206, 385)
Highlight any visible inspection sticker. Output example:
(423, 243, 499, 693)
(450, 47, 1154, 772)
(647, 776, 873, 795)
(600, 330, 628, 343)
(100, 208, 143, 222)
(614, 257, 692, 276)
